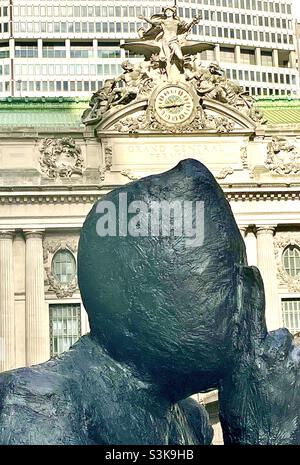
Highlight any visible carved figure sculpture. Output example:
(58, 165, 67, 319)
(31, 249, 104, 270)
(122, 7, 213, 81)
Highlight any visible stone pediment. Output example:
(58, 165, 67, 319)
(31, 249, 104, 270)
(95, 91, 257, 136)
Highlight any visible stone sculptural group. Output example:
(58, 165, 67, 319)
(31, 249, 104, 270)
(82, 6, 266, 129)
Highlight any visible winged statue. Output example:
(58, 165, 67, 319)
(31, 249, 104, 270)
(121, 6, 214, 79)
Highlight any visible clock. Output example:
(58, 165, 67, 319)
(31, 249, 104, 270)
(153, 84, 196, 126)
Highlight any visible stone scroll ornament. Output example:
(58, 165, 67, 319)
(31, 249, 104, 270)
(0, 159, 299, 445)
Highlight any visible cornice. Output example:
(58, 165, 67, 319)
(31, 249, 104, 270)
(0, 186, 298, 205)
(0, 193, 101, 205)
(223, 183, 300, 201)
(226, 190, 300, 202)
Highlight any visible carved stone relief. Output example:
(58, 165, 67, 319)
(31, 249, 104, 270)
(274, 234, 300, 292)
(111, 106, 237, 134)
(98, 144, 113, 182)
(266, 137, 300, 175)
(39, 138, 84, 178)
(43, 239, 78, 298)
(215, 167, 234, 180)
(121, 170, 140, 181)
(240, 145, 254, 179)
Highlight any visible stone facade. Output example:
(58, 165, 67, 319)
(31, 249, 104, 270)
(1, 9, 300, 373)
(1, 101, 300, 371)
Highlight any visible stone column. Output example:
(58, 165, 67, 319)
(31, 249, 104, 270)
(120, 39, 126, 59)
(245, 228, 257, 267)
(289, 50, 297, 69)
(0, 231, 16, 372)
(255, 47, 261, 66)
(9, 38, 15, 96)
(13, 232, 26, 369)
(272, 49, 279, 68)
(256, 226, 281, 331)
(38, 38, 43, 59)
(24, 230, 49, 366)
(214, 44, 221, 63)
(93, 39, 98, 59)
(234, 45, 241, 64)
(65, 39, 71, 59)
(9, 38, 14, 58)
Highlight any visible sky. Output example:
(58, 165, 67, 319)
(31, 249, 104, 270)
(293, 1, 300, 20)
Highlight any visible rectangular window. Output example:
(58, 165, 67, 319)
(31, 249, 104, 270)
(15, 43, 38, 58)
(43, 42, 66, 58)
(261, 51, 273, 67)
(282, 299, 300, 335)
(49, 304, 81, 357)
(241, 49, 255, 65)
(220, 47, 235, 63)
(0, 42, 9, 59)
(98, 48, 121, 59)
(70, 43, 93, 58)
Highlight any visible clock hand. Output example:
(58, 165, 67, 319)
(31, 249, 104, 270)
(159, 103, 185, 109)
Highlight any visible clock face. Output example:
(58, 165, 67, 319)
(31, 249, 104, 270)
(154, 86, 195, 126)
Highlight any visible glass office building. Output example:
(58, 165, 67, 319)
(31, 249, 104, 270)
(0, 1, 299, 97)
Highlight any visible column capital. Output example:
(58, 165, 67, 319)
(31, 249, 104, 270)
(23, 229, 45, 240)
(238, 225, 248, 237)
(0, 230, 15, 240)
(256, 225, 277, 236)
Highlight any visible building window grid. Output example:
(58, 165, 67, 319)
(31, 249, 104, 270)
(42, 44, 66, 59)
(4, 1, 298, 95)
(49, 304, 81, 357)
(15, 45, 38, 59)
(282, 299, 300, 335)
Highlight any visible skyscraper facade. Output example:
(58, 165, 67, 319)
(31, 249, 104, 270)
(0, 0, 299, 98)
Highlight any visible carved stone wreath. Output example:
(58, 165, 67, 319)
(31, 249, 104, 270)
(39, 138, 84, 179)
(43, 239, 78, 298)
(274, 235, 300, 292)
(265, 137, 300, 176)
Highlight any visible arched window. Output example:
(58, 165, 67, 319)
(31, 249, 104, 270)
(52, 249, 76, 284)
(282, 245, 300, 277)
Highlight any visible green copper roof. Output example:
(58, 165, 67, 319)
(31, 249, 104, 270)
(0, 97, 88, 129)
(255, 97, 300, 125)
(0, 96, 300, 129)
